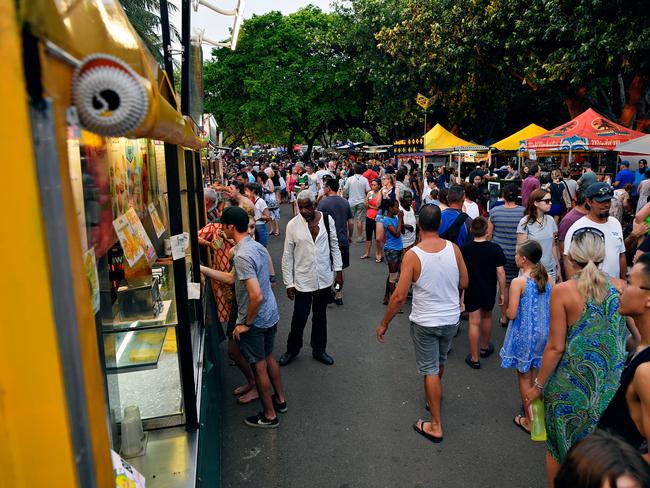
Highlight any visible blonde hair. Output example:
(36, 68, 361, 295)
(551, 169, 562, 180)
(570, 231, 608, 303)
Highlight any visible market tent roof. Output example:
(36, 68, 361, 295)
(522, 109, 645, 152)
(492, 124, 547, 151)
(615, 134, 650, 155)
(423, 124, 487, 151)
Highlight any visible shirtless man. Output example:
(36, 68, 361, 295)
(598, 253, 650, 462)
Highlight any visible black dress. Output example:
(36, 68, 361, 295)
(598, 346, 650, 451)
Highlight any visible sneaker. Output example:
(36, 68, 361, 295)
(273, 395, 288, 413)
(244, 412, 279, 429)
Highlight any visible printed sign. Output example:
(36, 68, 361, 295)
(148, 203, 166, 238)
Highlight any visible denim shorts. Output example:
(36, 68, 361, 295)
(410, 321, 459, 375)
(239, 324, 277, 364)
(384, 249, 402, 265)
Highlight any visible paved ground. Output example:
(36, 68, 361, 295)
(219, 206, 547, 488)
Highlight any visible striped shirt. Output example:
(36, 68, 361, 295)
(489, 205, 524, 280)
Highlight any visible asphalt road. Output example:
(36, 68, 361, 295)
(219, 205, 547, 488)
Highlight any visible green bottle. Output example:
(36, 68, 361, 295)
(530, 398, 547, 441)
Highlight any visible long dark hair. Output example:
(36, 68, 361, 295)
(517, 240, 548, 293)
(523, 188, 549, 225)
(555, 430, 650, 488)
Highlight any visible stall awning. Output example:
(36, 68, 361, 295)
(22, 0, 204, 150)
(522, 109, 645, 152)
(615, 134, 650, 155)
(492, 124, 547, 151)
(423, 124, 486, 152)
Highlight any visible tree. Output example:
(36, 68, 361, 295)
(120, 0, 179, 65)
(204, 7, 363, 159)
(375, 0, 650, 135)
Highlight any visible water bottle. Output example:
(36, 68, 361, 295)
(530, 398, 547, 441)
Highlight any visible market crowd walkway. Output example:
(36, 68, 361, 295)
(218, 207, 546, 488)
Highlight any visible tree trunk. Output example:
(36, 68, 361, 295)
(303, 135, 317, 162)
(564, 85, 587, 119)
(620, 75, 643, 128)
(287, 129, 296, 158)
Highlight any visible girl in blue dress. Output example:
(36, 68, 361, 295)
(500, 239, 553, 434)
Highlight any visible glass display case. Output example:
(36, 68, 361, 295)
(68, 129, 204, 444)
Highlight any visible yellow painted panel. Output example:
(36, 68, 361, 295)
(0, 3, 79, 486)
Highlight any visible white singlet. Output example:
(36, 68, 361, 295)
(409, 242, 460, 327)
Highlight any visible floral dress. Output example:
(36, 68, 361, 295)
(544, 282, 627, 463)
(500, 277, 551, 372)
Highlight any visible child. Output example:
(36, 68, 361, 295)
(462, 217, 506, 369)
(500, 239, 552, 434)
(382, 198, 403, 305)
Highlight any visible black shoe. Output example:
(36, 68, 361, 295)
(278, 351, 298, 367)
(465, 353, 481, 369)
(273, 395, 288, 413)
(479, 342, 495, 358)
(244, 412, 279, 429)
(312, 351, 334, 365)
(334, 298, 343, 306)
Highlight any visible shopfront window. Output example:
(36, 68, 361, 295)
(68, 129, 189, 444)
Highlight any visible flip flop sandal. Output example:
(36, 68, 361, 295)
(465, 354, 481, 369)
(360, 255, 370, 259)
(513, 415, 531, 435)
(412, 420, 443, 444)
(375, 257, 383, 263)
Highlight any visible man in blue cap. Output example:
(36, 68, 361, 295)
(613, 160, 635, 188)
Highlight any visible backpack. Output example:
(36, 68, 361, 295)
(440, 212, 470, 244)
(321, 210, 334, 270)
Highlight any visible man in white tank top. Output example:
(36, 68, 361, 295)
(376, 204, 468, 443)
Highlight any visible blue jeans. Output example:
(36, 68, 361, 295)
(256, 223, 269, 247)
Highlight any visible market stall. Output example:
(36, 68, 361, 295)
(521, 109, 646, 169)
(423, 123, 490, 177)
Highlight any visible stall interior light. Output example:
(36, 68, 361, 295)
(193, 0, 245, 51)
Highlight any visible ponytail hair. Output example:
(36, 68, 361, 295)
(517, 240, 548, 293)
(569, 229, 608, 303)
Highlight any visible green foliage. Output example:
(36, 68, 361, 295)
(120, 0, 179, 64)
(204, 7, 362, 156)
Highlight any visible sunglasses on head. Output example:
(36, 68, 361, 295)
(592, 186, 613, 197)
(573, 226, 605, 241)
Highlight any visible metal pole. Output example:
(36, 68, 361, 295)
(159, 0, 176, 108)
(180, 0, 191, 116)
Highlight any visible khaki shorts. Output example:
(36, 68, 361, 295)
(350, 202, 366, 222)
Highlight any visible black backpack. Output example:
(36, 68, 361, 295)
(440, 212, 470, 244)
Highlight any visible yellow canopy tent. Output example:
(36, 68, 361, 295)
(492, 124, 547, 151)
(423, 123, 485, 151)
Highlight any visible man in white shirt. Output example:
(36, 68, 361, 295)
(344, 164, 371, 242)
(280, 190, 343, 366)
(563, 182, 626, 279)
(315, 160, 333, 194)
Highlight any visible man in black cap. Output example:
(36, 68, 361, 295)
(219, 206, 287, 428)
(563, 182, 626, 278)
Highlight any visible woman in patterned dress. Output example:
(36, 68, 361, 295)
(258, 172, 280, 236)
(525, 228, 629, 486)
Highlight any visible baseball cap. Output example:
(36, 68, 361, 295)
(620, 160, 630, 167)
(584, 182, 614, 202)
(219, 205, 249, 229)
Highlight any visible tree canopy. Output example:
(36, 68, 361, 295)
(202, 1, 650, 152)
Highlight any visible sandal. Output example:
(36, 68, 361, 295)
(500, 318, 509, 328)
(465, 354, 480, 369)
(412, 419, 443, 443)
(513, 414, 531, 435)
(479, 342, 495, 358)
(375, 257, 383, 263)
(360, 254, 370, 259)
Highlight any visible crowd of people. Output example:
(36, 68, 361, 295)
(200, 154, 650, 487)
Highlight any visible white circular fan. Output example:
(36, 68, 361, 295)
(72, 54, 148, 136)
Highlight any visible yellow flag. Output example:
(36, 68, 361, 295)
(416, 93, 432, 109)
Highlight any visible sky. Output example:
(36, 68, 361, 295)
(170, 0, 334, 59)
